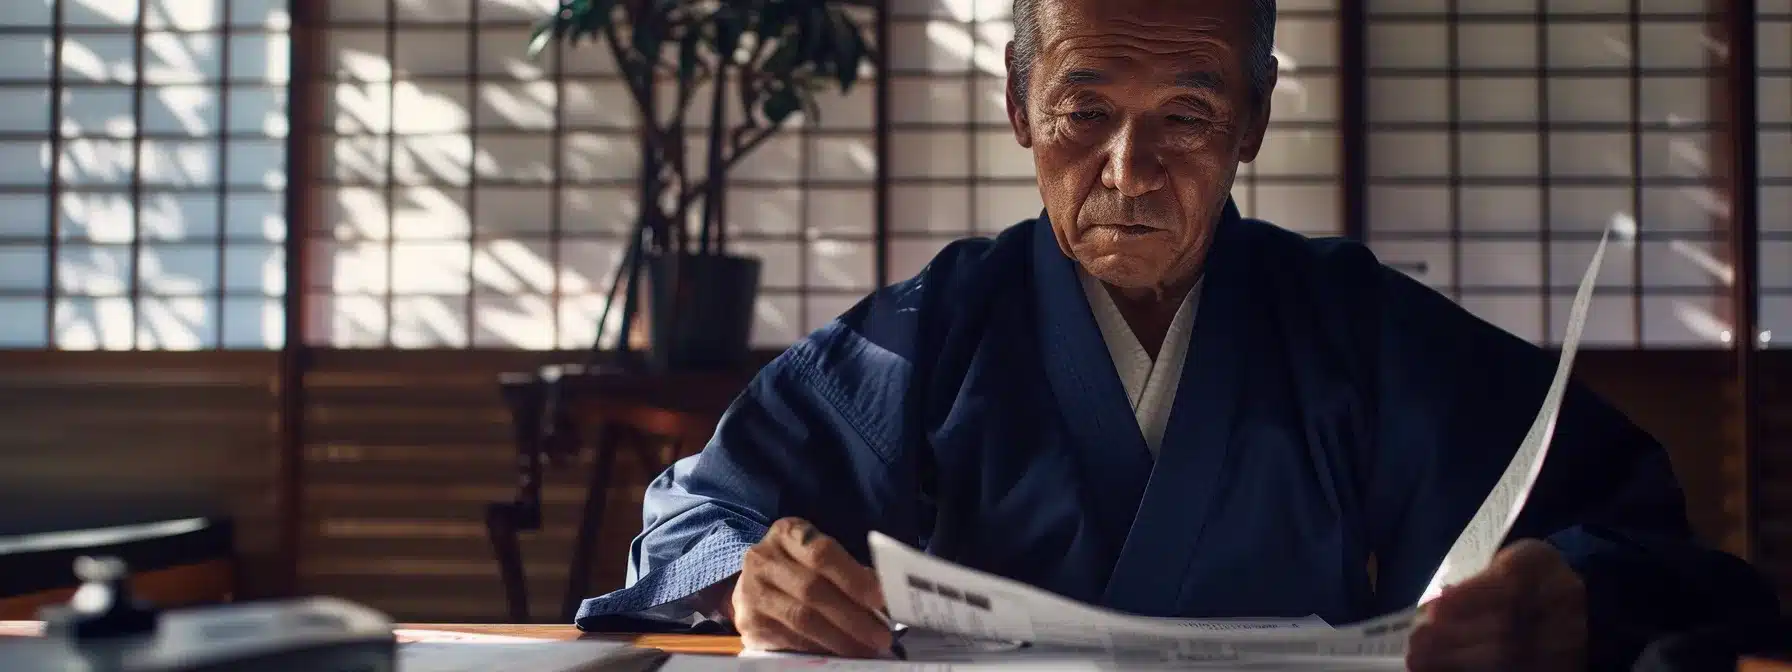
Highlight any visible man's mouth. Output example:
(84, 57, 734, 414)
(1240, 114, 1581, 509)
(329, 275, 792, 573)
(1097, 224, 1161, 235)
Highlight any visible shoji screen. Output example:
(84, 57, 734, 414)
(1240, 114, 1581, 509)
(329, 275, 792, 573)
(1365, 0, 1731, 347)
(310, 0, 879, 349)
(1762, 0, 1790, 348)
(883, 0, 1345, 284)
(0, 0, 292, 349)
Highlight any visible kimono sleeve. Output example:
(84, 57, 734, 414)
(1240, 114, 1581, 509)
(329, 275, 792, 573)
(1358, 262, 1779, 668)
(572, 259, 954, 633)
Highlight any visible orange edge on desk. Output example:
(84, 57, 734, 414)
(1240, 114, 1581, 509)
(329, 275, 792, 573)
(0, 559, 234, 621)
(1740, 657, 1792, 672)
(0, 620, 743, 656)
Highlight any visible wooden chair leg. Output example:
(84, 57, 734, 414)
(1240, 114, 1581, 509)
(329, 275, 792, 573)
(485, 503, 531, 623)
(562, 422, 621, 622)
(490, 376, 546, 623)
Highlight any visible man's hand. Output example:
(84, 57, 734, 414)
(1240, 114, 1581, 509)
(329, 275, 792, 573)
(1407, 539, 1588, 671)
(729, 517, 892, 658)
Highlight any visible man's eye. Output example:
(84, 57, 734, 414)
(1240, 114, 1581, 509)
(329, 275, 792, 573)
(1069, 110, 1105, 122)
(1168, 114, 1204, 125)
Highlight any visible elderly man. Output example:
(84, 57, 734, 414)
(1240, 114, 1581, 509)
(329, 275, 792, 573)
(575, 0, 1777, 668)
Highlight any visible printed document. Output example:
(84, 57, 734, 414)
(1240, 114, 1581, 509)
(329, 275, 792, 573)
(867, 226, 1615, 664)
(1416, 224, 1613, 602)
(671, 656, 1406, 671)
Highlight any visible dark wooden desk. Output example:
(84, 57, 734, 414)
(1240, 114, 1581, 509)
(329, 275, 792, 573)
(0, 620, 745, 656)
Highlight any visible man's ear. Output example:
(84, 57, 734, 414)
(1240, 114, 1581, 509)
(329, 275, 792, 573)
(1005, 42, 1033, 148)
(1238, 58, 1277, 163)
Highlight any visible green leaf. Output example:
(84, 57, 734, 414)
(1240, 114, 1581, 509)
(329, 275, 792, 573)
(577, 0, 615, 33)
(829, 10, 865, 91)
(761, 86, 801, 124)
(534, 0, 618, 52)
(527, 21, 556, 59)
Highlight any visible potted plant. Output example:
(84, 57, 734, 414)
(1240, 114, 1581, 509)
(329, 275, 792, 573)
(530, 0, 876, 371)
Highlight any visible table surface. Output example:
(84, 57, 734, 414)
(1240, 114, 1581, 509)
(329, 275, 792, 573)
(7, 621, 1785, 669)
(0, 621, 744, 656)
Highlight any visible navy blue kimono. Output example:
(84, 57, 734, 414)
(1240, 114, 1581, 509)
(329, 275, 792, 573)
(577, 201, 1776, 667)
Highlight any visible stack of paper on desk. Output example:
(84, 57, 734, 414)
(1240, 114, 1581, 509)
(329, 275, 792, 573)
(863, 226, 1616, 667)
(669, 653, 1406, 671)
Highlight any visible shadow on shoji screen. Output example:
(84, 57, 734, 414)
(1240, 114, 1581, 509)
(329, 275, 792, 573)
(313, 0, 879, 352)
(1762, 0, 1789, 348)
(881, 0, 1346, 283)
(1365, 0, 1736, 348)
(0, 0, 292, 351)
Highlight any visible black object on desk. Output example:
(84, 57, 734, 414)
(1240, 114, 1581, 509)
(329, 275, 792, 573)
(0, 556, 398, 671)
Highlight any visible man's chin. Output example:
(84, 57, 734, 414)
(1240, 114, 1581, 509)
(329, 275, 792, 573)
(1074, 252, 1169, 290)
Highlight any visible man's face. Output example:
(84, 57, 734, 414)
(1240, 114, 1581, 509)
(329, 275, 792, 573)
(1007, 0, 1274, 293)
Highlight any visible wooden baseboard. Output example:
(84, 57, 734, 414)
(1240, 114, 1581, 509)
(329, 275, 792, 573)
(0, 559, 235, 620)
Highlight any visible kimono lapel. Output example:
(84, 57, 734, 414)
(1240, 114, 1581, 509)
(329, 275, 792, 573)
(1029, 216, 1156, 567)
(1101, 199, 1251, 615)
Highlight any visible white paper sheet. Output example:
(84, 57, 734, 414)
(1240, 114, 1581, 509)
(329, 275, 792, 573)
(1416, 223, 1612, 603)
(681, 652, 1403, 671)
(866, 225, 1615, 665)
(870, 532, 1411, 663)
(662, 655, 1106, 671)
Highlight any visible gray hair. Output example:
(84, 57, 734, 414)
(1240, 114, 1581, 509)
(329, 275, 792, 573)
(1008, 0, 1279, 106)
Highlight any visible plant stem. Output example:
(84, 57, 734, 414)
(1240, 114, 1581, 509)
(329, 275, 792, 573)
(591, 213, 645, 360)
(611, 217, 649, 358)
(700, 60, 729, 255)
(602, 20, 665, 168)
(675, 123, 779, 218)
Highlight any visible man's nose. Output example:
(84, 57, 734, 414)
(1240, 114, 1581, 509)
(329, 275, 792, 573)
(1100, 126, 1166, 197)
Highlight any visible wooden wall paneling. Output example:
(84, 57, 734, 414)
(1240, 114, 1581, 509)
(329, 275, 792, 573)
(1756, 351, 1791, 603)
(1576, 351, 1747, 554)
(0, 352, 284, 598)
(298, 350, 666, 622)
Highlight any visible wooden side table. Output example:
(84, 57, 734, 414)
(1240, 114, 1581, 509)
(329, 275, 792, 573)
(487, 365, 753, 623)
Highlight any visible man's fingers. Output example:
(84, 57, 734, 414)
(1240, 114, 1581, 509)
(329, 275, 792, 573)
(1425, 573, 1518, 622)
(754, 544, 891, 655)
(1490, 539, 1561, 575)
(737, 551, 870, 658)
(775, 519, 888, 615)
(1411, 612, 1519, 650)
(1488, 540, 1579, 599)
(765, 568, 892, 654)
(747, 577, 884, 658)
(1413, 598, 1583, 672)
(736, 609, 825, 655)
(1407, 617, 1520, 672)
(1410, 541, 1585, 671)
